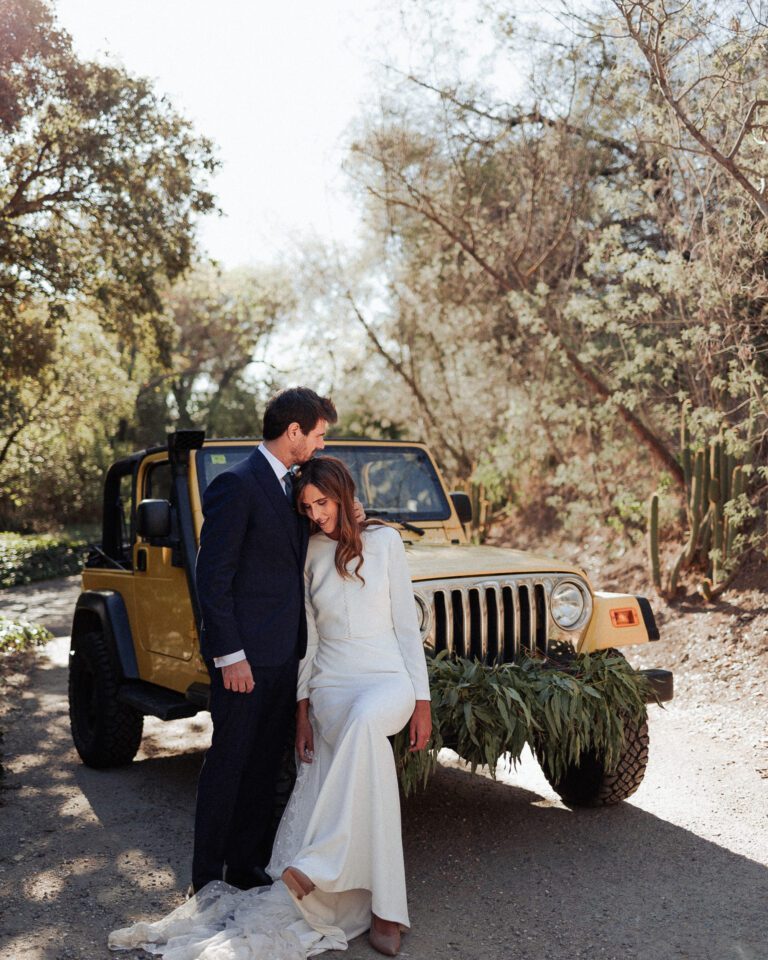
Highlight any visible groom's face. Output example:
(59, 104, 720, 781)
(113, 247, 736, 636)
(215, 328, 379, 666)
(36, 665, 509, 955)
(289, 418, 328, 466)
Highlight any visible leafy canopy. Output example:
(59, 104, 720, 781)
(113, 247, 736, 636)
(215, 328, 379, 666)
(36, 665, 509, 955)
(0, 0, 218, 381)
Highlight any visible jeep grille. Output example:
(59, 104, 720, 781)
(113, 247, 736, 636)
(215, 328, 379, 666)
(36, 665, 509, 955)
(419, 577, 550, 662)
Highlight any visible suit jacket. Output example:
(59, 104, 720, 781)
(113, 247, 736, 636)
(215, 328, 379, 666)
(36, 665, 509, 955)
(196, 448, 309, 666)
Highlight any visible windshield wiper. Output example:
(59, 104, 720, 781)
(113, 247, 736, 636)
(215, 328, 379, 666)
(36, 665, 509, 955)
(365, 509, 426, 536)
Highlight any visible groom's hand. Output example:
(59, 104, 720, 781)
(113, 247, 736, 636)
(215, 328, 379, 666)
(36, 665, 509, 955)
(221, 659, 254, 694)
(352, 498, 366, 523)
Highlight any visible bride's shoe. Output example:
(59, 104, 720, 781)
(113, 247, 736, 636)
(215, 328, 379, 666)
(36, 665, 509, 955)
(369, 914, 401, 956)
(281, 866, 316, 900)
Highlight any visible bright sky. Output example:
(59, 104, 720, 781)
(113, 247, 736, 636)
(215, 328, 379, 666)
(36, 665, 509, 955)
(55, 0, 523, 271)
(56, 0, 389, 269)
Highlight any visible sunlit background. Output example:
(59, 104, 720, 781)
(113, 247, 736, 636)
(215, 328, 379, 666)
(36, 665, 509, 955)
(55, 0, 381, 266)
(56, 0, 523, 268)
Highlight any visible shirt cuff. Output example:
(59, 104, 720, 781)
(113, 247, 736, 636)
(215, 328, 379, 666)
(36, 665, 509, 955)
(213, 650, 247, 668)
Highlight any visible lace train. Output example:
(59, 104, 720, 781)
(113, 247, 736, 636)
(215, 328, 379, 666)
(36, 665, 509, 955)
(108, 765, 370, 959)
(108, 879, 352, 959)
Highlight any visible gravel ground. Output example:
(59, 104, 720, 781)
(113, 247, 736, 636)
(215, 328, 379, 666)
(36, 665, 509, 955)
(1, 576, 767, 960)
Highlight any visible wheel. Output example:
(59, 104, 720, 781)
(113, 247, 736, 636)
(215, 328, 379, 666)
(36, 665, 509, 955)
(68, 630, 143, 767)
(543, 714, 650, 807)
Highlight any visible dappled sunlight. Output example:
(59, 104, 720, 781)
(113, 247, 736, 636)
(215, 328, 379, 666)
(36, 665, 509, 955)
(23, 869, 65, 900)
(1, 634, 766, 958)
(58, 793, 99, 820)
(116, 852, 177, 892)
(2, 926, 61, 960)
(137, 714, 212, 761)
(12, 754, 47, 770)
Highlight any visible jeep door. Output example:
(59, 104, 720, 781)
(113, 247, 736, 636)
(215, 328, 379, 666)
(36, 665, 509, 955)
(133, 456, 198, 674)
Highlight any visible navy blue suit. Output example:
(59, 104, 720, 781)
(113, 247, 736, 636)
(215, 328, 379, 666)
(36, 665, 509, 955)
(192, 449, 309, 889)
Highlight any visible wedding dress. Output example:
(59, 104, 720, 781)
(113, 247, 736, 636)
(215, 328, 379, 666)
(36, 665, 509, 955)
(109, 524, 431, 958)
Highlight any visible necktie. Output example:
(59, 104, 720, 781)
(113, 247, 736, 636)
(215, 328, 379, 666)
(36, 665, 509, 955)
(282, 470, 293, 500)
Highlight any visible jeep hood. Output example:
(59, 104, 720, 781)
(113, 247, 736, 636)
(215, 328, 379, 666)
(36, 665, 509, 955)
(402, 542, 588, 582)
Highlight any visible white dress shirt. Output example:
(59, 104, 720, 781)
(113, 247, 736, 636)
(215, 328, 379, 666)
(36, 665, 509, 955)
(212, 443, 291, 669)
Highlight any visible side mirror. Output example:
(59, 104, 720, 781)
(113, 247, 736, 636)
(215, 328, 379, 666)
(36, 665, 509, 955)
(136, 499, 172, 540)
(450, 492, 473, 525)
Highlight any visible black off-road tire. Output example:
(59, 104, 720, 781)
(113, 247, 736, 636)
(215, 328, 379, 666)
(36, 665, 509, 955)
(544, 714, 650, 807)
(68, 630, 143, 768)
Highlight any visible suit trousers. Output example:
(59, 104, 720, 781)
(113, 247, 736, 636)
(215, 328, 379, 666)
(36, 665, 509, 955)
(192, 654, 298, 890)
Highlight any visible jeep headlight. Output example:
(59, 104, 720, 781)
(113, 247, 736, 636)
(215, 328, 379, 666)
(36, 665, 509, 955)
(414, 592, 432, 639)
(550, 580, 589, 630)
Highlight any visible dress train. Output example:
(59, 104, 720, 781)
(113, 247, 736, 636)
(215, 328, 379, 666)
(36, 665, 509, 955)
(108, 757, 371, 958)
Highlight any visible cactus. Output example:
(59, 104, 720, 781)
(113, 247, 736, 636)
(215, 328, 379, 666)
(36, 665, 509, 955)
(683, 450, 705, 564)
(648, 493, 662, 591)
(647, 402, 758, 600)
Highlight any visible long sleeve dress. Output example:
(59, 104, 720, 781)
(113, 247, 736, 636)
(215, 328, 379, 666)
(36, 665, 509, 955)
(109, 524, 430, 960)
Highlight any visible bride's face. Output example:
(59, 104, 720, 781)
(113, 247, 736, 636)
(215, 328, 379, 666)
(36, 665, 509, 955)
(300, 483, 340, 537)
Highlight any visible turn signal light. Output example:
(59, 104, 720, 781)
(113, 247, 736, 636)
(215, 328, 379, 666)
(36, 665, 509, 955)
(610, 607, 639, 627)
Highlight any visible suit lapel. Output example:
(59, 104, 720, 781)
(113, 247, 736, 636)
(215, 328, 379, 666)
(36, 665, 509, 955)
(248, 450, 301, 561)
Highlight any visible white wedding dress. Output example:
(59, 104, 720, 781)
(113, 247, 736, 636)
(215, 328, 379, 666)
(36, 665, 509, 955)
(109, 524, 431, 959)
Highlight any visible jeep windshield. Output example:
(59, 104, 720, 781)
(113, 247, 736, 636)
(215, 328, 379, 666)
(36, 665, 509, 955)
(196, 443, 451, 521)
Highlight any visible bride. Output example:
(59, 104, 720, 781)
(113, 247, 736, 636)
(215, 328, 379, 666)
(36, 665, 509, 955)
(109, 456, 432, 959)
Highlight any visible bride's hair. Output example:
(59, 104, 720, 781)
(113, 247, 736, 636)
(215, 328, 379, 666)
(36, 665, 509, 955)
(295, 456, 380, 583)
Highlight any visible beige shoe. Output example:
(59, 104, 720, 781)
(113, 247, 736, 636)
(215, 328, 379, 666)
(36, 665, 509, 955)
(281, 866, 315, 900)
(369, 914, 401, 956)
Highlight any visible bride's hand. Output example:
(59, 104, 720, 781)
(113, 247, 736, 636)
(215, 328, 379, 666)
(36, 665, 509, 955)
(408, 700, 432, 752)
(295, 699, 315, 763)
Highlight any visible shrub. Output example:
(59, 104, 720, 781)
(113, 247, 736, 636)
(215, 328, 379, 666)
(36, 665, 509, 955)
(0, 533, 88, 588)
(0, 616, 53, 655)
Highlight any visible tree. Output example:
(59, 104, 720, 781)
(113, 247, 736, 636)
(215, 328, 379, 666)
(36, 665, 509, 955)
(611, 0, 768, 218)
(335, 0, 768, 547)
(118, 264, 294, 448)
(346, 44, 688, 488)
(0, 305, 135, 529)
(0, 0, 219, 526)
(0, 0, 217, 386)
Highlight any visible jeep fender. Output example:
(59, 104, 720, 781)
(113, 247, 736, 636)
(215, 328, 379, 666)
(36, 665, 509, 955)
(71, 591, 139, 680)
(578, 592, 660, 653)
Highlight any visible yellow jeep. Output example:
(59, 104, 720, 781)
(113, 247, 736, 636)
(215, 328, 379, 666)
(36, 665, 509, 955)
(68, 431, 671, 806)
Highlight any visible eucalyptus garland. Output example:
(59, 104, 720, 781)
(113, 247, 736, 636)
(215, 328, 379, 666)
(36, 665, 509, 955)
(393, 650, 650, 796)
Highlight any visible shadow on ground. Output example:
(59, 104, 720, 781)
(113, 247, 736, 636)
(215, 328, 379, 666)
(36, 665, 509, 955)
(0, 653, 766, 960)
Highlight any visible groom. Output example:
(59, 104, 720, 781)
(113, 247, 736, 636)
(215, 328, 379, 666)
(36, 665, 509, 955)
(191, 386, 338, 893)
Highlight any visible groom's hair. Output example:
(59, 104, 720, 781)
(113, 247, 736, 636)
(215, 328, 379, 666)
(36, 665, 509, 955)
(262, 387, 338, 440)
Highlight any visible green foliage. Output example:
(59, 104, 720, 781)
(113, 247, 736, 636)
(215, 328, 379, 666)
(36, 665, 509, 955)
(0, 0, 218, 529)
(0, 0, 217, 369)
(0, 615, 52, 654)
(329, 0, 768, 584)
(121, 263, 291, 448)
(648, 401, 763, 598)
(0, 532, 87, 587)
(393, 651, 649, 796)
(0, 308, 136, 530)
(0, 262, 293, 529)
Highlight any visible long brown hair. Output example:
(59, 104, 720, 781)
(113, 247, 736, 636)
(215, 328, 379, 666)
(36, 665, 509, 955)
(295, 456, 379, 582)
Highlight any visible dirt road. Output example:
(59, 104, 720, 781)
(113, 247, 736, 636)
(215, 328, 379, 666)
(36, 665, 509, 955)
(1, 579, 767, 960)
